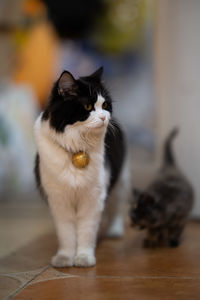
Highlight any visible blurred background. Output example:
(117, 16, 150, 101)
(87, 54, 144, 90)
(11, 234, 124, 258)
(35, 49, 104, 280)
(0, 0, 200, 217)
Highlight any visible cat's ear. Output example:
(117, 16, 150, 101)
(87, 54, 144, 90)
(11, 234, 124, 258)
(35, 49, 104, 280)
(89, 66, 103, 81)
(58, 71, 77, 96)
(81, 66, 103, 83)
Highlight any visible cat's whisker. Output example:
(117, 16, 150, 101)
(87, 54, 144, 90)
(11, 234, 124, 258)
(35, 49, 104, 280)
(108, 122, 117, 138)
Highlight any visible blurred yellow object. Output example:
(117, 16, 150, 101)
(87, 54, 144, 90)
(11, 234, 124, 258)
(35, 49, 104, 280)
(13, 22, 58, 108)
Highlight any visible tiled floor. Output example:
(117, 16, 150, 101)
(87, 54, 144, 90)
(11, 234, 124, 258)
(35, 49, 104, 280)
(0, 198, 200, 300)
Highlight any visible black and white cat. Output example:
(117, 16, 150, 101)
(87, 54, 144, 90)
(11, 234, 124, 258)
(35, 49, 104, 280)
(34, 67, 130, 267)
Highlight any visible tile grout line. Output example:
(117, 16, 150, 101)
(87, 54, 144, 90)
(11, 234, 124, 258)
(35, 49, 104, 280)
(53, 270, 200, 280)
(2, 268, 200, 283)
(2, 269, 200, 299)
(1, 269, 200, 281)
(5, 265, 50, 300)
(22, 272, 200, 285)
(29, 275, 200, 285)
(94, 275, 200, 280)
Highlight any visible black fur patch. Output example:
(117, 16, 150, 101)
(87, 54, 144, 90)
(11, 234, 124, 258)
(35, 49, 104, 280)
(34, 153, 47, 200)
(105, 119, 125, 191)
(34, 153, 40, 188)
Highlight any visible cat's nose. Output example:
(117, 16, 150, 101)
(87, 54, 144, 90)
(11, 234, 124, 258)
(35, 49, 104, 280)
(99, 116, 105, 121)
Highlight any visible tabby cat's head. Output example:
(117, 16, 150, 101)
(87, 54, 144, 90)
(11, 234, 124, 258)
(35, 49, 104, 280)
(130, 189, 163, 229)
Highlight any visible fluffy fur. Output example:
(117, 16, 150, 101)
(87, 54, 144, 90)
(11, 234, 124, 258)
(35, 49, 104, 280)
(34, 67, 130, 267)
(130, 128, 194, 247)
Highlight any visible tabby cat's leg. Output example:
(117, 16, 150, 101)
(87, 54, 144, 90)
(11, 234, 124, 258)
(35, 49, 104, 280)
(168, 223, 185, 247)
(144, 228, 163, 247)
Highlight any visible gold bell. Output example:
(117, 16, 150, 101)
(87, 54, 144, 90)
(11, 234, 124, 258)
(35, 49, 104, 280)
(72, 151, 90, 169)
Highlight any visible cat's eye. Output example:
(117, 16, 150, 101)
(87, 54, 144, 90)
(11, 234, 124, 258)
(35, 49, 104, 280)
(102, 102, 108, 109)
(84, 104, 92, 111)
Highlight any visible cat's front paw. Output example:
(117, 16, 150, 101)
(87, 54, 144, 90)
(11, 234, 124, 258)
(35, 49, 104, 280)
(51, 252, 74, 268)
(169, 238, 180, 248)
(74, 253, 96, 267)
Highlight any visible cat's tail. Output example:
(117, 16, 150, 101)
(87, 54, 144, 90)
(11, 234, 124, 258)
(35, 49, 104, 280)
(163, 127, 179, 166)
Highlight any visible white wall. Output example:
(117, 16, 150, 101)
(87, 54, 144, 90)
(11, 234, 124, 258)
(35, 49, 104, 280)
(155, 0, 200, 217)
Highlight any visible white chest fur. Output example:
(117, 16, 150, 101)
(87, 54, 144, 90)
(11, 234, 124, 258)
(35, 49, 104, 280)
(34, 114, 109, 191)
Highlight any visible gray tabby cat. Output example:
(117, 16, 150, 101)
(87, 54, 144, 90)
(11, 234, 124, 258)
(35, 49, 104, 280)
(130, 128, 194, 247)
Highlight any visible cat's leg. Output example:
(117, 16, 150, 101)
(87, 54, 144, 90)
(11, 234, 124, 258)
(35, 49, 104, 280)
(144, 228, 161, 247)
(104, 160, 131, 238)
(47, 188, 76, 267)
(168, 223, 185, 247)
(104, 187, 124, 238)
(74, 190, 105, 267)
(144, 227, 169, 247)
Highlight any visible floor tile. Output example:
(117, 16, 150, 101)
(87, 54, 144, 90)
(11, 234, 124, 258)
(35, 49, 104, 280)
(0, 232, 57, 273)
(0, 199, 53, 259)
(0, 219, 53, 259)
(12, 276, 200, 300)
(0, 276, 21, 300)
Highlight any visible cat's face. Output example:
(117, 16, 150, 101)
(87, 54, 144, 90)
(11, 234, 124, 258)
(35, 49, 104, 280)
(130, 189, 162, 229)
(43, 67, 112, 135)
